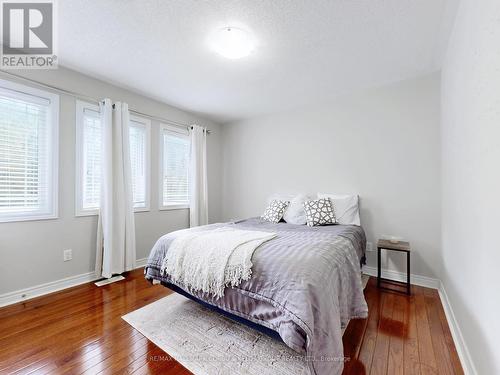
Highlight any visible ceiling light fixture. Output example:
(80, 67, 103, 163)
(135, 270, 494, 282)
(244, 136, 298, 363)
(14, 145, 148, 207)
(209, 26, 256, 59)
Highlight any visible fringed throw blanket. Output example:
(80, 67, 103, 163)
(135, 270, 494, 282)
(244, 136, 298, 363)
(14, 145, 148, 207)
(161, 227, 276, 298)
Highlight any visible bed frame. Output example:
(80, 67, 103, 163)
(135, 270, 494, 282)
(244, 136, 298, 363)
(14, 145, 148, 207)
(161, 281, 284, 341)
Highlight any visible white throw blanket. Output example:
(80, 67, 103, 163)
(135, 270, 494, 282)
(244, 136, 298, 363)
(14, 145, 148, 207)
(161, 228, 276, 299)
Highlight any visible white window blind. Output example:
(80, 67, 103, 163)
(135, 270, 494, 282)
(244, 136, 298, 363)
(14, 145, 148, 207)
(75, 101, 102, 215)
(0, 81, 58, 222)
(129, 116, 150, 210)
(161, 126, 189, 207)
(82, 108, 101, 210)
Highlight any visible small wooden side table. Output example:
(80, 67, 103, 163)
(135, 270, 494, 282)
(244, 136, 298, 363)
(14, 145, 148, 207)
(377, 239, 411, 295)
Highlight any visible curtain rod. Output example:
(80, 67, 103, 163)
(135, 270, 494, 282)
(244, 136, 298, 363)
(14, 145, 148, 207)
(0, 70, 211, 134)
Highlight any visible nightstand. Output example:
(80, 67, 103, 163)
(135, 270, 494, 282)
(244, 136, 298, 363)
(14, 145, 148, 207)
(377, 239, 411, 295)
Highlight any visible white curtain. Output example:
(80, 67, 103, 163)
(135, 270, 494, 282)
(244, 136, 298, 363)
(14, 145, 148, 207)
(189, 124, 208, 227)
(95, 99, 136, 279)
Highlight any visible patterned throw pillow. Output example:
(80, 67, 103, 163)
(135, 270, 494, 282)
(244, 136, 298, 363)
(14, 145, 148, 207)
(303, 198, 336, 227)
(261, 200, 290, 223)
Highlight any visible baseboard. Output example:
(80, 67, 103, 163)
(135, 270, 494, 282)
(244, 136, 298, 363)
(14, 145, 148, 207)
(438, 281, 477, 375)
(0, 258, 149, 308)
(362, 265, 440, 289)
(135, 257, 148, 268)
(0, 271, 99, 308)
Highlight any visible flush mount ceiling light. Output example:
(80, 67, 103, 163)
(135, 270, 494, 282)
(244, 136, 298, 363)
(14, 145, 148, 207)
(209, 26, 256, 59)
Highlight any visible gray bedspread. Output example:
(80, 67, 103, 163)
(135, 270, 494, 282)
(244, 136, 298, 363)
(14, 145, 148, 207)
(144, 218, 368, 375)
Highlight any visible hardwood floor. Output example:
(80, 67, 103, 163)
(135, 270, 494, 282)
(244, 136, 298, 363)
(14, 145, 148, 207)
(0, 269, 463, 374)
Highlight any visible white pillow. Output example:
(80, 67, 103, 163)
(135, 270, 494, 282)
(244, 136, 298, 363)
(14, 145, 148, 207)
(267, 194, 310, 225)
(317, 193, 361, 226)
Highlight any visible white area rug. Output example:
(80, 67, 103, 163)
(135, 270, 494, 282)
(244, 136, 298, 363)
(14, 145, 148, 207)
(122, 275, 369, 375)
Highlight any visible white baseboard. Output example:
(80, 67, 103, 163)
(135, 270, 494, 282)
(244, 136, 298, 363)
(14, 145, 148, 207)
(0, 271, 99, 308)
(438, 282, 477, 375)
(135, 257, 148, 268)
(0, 258, 149, 308)
(362, 265, 440, 289)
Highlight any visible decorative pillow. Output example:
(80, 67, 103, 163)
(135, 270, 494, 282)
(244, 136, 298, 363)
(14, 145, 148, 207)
(303, 198, 336, 227)
(267, 194, 311, 225)
(317, 193, 361, 225)
(261, 200, 290, 223)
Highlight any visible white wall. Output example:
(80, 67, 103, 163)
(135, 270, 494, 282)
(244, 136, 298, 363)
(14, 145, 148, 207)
(222, 73, 442, 278)
(0, 67, 223, 295)
(441, 0, 500, 373)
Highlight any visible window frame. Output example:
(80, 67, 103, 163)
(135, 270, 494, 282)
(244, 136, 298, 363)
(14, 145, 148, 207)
(75, 100, 101, 217)
(129, 114, 151, 212)
(158, 123, 190, 211)
(0, 78, 59, 223)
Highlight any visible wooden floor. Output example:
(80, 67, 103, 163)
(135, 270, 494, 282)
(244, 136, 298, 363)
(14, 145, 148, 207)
(0, 269, 463, 375)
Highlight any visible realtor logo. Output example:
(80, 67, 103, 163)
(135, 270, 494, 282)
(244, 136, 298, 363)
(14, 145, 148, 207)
(1, 0, 57, 68)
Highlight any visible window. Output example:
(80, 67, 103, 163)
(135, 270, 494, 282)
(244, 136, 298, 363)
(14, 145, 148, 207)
(0, 79, 59, 223)
(159, 124, 189, 209)
(75, 101, 101, 215)
(129, 115, 150, 211)
(75, 102, 151, 215)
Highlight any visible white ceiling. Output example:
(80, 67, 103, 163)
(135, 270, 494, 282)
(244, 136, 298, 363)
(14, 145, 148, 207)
(58, 0, 459, 123)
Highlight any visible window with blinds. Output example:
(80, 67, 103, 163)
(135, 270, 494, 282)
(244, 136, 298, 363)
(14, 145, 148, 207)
(129, 116, 150, 210)
(160, 125, 189, 208)
(75, 101, 102, 214)
(76, 102, 151, 215)
(0, 80, 59, 222)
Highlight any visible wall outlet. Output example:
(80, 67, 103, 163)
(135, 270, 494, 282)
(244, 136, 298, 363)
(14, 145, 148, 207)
(366, 242, 373, 252)
(63, 249, 72, 262)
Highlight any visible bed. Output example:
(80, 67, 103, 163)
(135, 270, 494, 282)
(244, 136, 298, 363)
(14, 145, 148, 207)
(144, 217, 368, 375)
